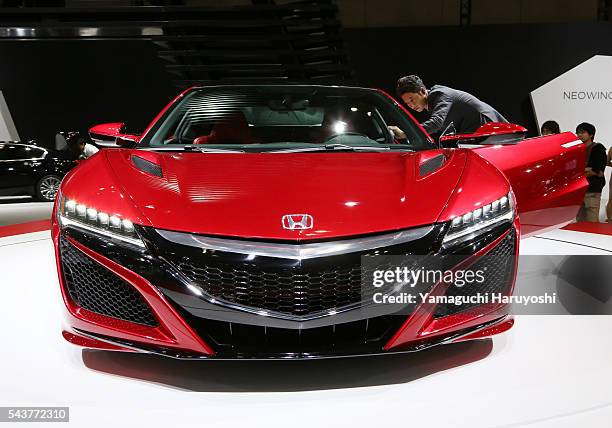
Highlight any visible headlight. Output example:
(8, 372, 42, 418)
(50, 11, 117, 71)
(443, 192, 514, 247)
(58, 196, 144, 248)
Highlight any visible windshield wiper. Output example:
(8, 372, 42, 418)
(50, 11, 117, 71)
(324, 143, 391, 151)
(144, 145, 245, 153)
(181, 146, 245, 153)
(271, 144, 392, 153)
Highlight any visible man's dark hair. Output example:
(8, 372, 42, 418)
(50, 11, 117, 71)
(64, 131, 87, 157)
(576, 122, 596, 139)
(396, 75, 426, 97)
(541, 120, 560, 134)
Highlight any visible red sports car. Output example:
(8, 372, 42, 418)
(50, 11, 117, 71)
(52, 85, 587, 359)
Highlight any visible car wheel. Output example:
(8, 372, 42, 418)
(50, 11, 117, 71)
(36, 175, 62, 202)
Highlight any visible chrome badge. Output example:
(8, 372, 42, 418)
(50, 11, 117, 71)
(282, 214, 314, 230)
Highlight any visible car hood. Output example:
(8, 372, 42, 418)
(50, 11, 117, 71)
(106, 149, 466, 240)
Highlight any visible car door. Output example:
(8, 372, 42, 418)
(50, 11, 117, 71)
(0, 144, 23, 195)
(0, 144, 44, 196)
(473, 131, 587, 238)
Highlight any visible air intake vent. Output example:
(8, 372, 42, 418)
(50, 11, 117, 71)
(419, 153, 446, 177)
(434, 229, 516, 318)
(60, 237, 158, 327)
(131, 155, 163, 178)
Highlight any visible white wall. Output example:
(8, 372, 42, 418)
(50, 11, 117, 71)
(0, 91, 19, 142)
(531, 55, 612, 222)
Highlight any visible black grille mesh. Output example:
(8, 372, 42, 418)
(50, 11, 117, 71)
(434, 229, 517, 317)
(176, 260, 364, 317)
(60, 238, 158, 327)
(183, 311, 406, 358)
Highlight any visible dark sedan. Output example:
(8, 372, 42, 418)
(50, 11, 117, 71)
(0, 142, 77, 202)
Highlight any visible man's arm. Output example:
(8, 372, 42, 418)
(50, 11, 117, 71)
(421, 92, 452, 135)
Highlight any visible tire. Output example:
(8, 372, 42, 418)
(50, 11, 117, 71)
(36, 174, 62, 202)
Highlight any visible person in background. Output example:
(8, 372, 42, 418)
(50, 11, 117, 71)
(575, 122, 607, 222)
(607, 147, 612, 223)
(66, 132, 99, 159)
(540, 120, 560, 135)
(390, 75, 507, 139)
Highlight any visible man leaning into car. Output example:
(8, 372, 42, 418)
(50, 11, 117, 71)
(389, 75, 507, 140)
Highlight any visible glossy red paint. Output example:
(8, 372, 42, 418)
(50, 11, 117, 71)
(440, 122, 527, 143)
(475, 132, 587, 238)
(88, 122, 140, 142)
(60, 153, 152, 228)
(55, 86, 590, 357)
(89, 122, 124, 137)
(51, 215, 214, 356)
(437, 150, 511, 223)
(69, 122, 586, 243)
(61, 148, 470, 240)
(384, 217, 520, 351)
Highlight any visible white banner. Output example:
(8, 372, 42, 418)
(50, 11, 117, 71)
(531, 55, 612, 222)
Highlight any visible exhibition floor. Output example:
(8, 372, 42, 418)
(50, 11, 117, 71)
(1, 203, 612, 427)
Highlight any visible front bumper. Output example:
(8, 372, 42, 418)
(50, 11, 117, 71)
(53, 217, 519, 359)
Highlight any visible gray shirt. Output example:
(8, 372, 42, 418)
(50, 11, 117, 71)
(421, 85, 507, 136)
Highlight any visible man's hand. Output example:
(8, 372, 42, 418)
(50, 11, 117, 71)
(388, 126, 407, 140)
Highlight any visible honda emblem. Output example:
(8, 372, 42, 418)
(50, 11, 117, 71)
(281, 214, 314, 230)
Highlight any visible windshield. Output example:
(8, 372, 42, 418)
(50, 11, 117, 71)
(140, 86, 432, 152)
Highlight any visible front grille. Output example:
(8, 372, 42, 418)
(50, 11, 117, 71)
(182, 311, 406, 358)
(434, 229, 517, 317)
(176, 259, 365, 317)
(152, 226, 445, 319)
(60, 237, 158, 327)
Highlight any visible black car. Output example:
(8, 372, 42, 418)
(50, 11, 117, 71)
(0, 142, 77, 202)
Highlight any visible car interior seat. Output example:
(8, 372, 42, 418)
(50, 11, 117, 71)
(193, 112, 252, 145)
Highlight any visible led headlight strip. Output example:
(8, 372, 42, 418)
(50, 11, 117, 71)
(59, 197, 144, 247)
(443, 192, 514, 247)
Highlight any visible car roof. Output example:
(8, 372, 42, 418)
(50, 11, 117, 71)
(0, 141, 41, 148)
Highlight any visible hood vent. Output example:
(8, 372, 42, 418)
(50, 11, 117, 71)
(419, 153, 446, 177)
(131, 155, 163, 178)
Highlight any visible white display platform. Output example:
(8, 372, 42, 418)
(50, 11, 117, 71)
(0, 201, 53, 227)
(1, 230, 611, 428)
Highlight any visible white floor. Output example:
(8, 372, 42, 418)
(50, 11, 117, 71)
(0, 230, 611, 428)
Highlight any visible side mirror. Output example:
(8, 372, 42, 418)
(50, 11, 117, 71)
(115, 135, 139, 148)
(89, 122, 140, 147)
(439, 122, 527, 147)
